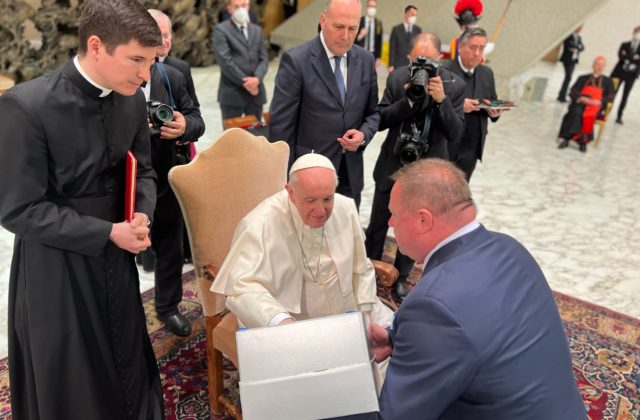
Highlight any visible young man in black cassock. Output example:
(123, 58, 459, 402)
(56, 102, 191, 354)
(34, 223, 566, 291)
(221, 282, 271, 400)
(0, 1, 165, 419)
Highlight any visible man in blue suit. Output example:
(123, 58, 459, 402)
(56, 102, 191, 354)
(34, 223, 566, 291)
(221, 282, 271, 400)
(269, 0, 380, 210)
(369, 159, 586, 419)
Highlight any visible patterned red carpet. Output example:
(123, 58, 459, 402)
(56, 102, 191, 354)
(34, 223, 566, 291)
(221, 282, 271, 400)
(0, 265, 638, 419)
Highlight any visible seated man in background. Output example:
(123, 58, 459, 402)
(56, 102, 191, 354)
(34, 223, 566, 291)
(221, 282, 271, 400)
(558, 56, 614, 153)
(211, 153, 393, 329)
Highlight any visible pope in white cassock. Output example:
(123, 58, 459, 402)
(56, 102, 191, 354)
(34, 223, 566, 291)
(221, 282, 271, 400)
(211, 153, 393, 329)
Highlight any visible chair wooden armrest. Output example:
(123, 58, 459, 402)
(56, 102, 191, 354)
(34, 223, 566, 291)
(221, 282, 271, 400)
(371, 259, 398, 287)
(223, 115, 258, 130)
(203, 264, 220, 281)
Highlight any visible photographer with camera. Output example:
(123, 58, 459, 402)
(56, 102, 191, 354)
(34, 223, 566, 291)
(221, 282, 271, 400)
(365, 32, 465, 300)
(142, 57, 205, 337)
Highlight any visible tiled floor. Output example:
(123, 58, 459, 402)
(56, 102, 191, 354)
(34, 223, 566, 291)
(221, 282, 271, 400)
(0, 58, 638, 358)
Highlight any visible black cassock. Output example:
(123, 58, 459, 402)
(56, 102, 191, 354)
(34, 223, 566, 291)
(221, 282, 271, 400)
(0, 62, 164, 419)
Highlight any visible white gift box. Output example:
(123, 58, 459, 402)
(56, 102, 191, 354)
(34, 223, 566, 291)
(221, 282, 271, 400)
(236, 312, 380, 420)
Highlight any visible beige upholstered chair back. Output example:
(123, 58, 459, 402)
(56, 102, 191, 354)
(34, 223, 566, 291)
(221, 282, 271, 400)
(169, 128, 289, 315)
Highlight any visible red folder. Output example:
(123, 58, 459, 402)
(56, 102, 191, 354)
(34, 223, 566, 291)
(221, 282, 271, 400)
(125, 150, 137, 222)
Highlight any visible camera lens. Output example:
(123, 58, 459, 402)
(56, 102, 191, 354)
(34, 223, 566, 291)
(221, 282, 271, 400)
(155, 105, 174, 122)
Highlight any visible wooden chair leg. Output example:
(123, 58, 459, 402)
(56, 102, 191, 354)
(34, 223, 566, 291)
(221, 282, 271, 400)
(594, 123, 605, 148)
(206, 314, 224, 415)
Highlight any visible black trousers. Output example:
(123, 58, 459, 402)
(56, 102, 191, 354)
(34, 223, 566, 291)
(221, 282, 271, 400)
(365, 185, 415, 281)
(151, 210, 184, 316)
(220, 103, 263, 128)
(336, 155, 361, 210)
(455, 147, 479, 182)
(558, 60, 576, 100)
(611, 71, 636, 119)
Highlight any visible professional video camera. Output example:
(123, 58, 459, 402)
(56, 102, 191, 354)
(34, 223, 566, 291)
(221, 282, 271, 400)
(406, 56, 440, 102)
(146, 101, 174, 137)
(394, 122, 429, 166)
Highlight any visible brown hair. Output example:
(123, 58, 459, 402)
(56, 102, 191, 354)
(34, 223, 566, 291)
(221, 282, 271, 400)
(391, 158, 473, 215)
(78, 0, 162, 55)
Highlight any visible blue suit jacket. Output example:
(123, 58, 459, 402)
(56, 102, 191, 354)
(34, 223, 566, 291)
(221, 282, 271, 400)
(269, 36, 380, 194)
(378, 225, 586, 419)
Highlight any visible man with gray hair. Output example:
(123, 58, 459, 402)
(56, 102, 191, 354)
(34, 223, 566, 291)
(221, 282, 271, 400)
(368, 159, 584, 419)
(211, 153, 392, 329)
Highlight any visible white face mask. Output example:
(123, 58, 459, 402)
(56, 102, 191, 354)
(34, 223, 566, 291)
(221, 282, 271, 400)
(367, 7, 376, 17)
(232, 7, 249, 25)
(634, 32, 640, 42)
(408, 16, 417, 26)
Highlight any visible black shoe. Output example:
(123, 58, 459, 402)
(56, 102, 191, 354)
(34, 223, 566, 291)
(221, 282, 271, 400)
(615, 117, 623, 125)
(579, 142, 587, 153)
(395, 279, 409, 302)
(558, 139, 569, 149)
(557, 97, 567, 103)
(158, 311, 192, 337)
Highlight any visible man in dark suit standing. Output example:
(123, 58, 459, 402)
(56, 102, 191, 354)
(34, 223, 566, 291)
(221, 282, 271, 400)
(369, 159, 586, 420)
(388, 5, 421, 72)
(144, 58, 205, 337)
(445, 27, 505, 181)
(557, 26, 584, 103)
(610, 26, 640, 125)
(269, 0, 380, 210)
(365, 32, 465, 300)
(355, 0, 383, 65)
(149, 9, 201, 266)
(213, 0, 269, 122)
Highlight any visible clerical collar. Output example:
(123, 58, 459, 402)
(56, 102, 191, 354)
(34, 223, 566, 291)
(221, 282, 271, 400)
(158, 55, 166, 63)
(319, 31, 347, 61)
(73, 55, 113, 97)
(422, 220, 480, 268)
(458, 56, 475, 75)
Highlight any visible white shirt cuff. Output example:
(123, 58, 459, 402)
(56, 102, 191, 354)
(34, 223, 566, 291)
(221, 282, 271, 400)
(268, 312, 294, 327)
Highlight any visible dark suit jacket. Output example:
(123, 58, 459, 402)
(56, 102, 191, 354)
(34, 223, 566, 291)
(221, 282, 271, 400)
(378, 225, 586, 419)
(611, 41, 640, 79)
(149, 63, 205, 220)
(373, 65, 465, 192)
(355, 16, 383, 60)
(445, 60, 498, 161)
(560, 33, 584, 65)
(163, 55, 200, 108)
(213, 19, 269, 107)
(388, 23, 422, 69)
(269, 37, 380, 194)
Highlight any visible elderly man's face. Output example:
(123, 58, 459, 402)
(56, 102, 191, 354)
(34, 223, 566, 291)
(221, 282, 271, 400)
(459, 35, 486, 70)
(592, 57, 606, 76)
(286, 168, 336, 228)
(410, 40, 440, 62)
(320, 0, 361, 57)
(154, 16, 172, 58)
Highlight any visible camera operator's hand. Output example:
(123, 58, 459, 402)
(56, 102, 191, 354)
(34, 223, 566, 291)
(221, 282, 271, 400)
(337, 129, 365, 152)
(160, 110, 186, 140)
(427, 76, 446, 104)
(463, 98, 481, 113)
(109, 213, 151, 254)
(242, 77, 260, 96)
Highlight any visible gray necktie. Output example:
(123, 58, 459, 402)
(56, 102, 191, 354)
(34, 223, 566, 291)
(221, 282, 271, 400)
(240, 25, 248, 40)
(334, 56, 346, 104)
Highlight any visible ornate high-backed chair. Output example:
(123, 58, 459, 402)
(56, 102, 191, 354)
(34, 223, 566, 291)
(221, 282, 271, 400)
(169, 128, 289, 417)
(594, 77, 620, 148)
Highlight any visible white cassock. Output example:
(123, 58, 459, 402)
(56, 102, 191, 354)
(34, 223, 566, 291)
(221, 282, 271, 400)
(210, 190, 393, 329)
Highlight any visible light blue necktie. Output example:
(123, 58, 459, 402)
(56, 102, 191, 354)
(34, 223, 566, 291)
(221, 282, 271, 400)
(334, 56, 346, 104)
